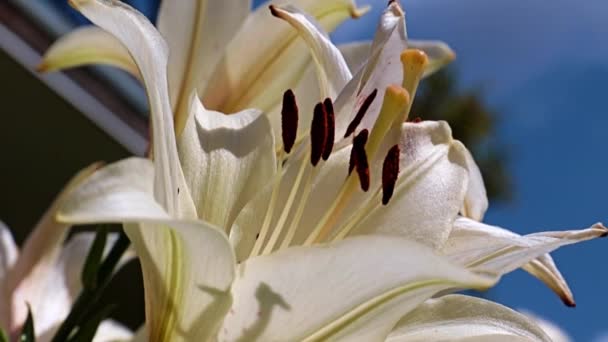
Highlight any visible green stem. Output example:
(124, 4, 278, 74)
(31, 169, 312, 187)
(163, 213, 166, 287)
(51, 229, 130, 342)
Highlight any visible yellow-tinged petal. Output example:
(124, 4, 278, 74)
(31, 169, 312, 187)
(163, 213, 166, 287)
(202, 0, 367, 115)
(157, 0, 251, 136)
(177, 94, 276, 231)
(388, 295, 551, 342)
(220, 236, 495, 341)
(38, 26, 139, 78)
(70, 0, 194, 218)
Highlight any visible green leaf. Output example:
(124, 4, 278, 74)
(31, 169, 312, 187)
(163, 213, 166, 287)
(81, 228, 108, 290)
(0, 328, 9, 342)
(19, 304, 35, 342)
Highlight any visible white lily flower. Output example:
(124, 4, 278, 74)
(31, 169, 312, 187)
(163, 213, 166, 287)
(47, 1, 607, 341)
(0, 164, 132, 341)
(269, 0, 608, 308)
(39, 0, 369, 138)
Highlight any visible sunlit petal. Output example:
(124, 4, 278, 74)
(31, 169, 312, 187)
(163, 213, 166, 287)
(178, 94, 276, 231)
(388, 295, 551, 342)
(157, 0, 251, 135)
(220, 236, 495, 341)
(270, 4, 351, 100)
(38, 26, 139, 77)
(70, 0, 193, 217)
(408, 39, 455, 78)
(202, 0, 367, 114)
(460, 146, 488, 221)
(443, 217, 607, 298)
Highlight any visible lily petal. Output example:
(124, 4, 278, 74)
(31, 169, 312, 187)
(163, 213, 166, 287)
(0, 222, 18, 331)
(38, 26, 139, 78)
(442, 217, 607, 304)
(334, 2, 407, 140)
(202, 0, 367, 114)
(6, 163, 98, 334)
(178, 94, 276, 231)
(408, 39, 456, 78)
(70, 0, 193, 217)
(124, 221, 235, 342)
(56, 158, 237, 342)
(157, 0, 251, 135)
(349, 121, 469, 249)
(338, 39, 455, 79)
(56, 158, 168, 224)
(460, 146, 488, 221)
(270, 4, 352, 100)
(388, 295, 551, 342)
(220, 236, 495, 341)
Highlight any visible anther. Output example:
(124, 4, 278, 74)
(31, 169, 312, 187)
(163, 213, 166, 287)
(281, 89, 298, 153)
(352, 129, 370, 191)
(381, 145, 400, 205)
(348, 129, 368, 175)
(310, 102, 327, 166)
(344, 89, 377, 138)
(322, 98, 335, 161)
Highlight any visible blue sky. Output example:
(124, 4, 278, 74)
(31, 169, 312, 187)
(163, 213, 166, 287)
(52, 0, 607, 339)
(330, 0, 608, 340)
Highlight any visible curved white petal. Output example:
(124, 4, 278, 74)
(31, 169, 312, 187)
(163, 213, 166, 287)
(0, 222, 17, 280)
(443, 217, 608, 290)
(350, 121, 469, 249)
(125, 221, 235, 342)
(220, 236, 495, 341)
(6, 163, 99, 334)
(39, 26, 139, 78)
(0, 222, 18, 331)
(334, 2, 407, 140)
(270, 5, 351, 100)
(57, 158, 169, 224)
(522, 256, 574, 307)
(460, 146, 488, 221)
(388, 295, 551, 342)
(157, 0, 251, 134)
(520, 311, 572, 342)
(339, 41, 371, 74)
(408, 39, 456, 78)
(54, 160, 236, 342)
(202, 0, 366, 114)
(71, 0, 193, 217)
(178, 94, 276, 231)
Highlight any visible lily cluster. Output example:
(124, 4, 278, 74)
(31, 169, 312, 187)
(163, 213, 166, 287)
(3, 0, 603, 341)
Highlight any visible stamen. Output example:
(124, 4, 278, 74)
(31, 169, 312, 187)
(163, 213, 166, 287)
(310, 102, 328, 166)
(353, 129, 370, 191)
(344, 89, 377, 138)
(382, 145, 400, 205)
(410, 117, 422, 123)
(281, 89, 298, 153)
(349, 129, 368, 175)
(322, 98, 335, 161)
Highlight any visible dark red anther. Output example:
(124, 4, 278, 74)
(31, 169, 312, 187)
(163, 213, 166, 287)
(310, 102, 327, 166)
(281, 89, 298, 153)
(352, 129, 370, 191)
(322, 98, 335, 161)
(410, 117, 422, 123)
(348, 129, 368, 174)
(344, 89, 377, 138)
(381, 145, 400, 205)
